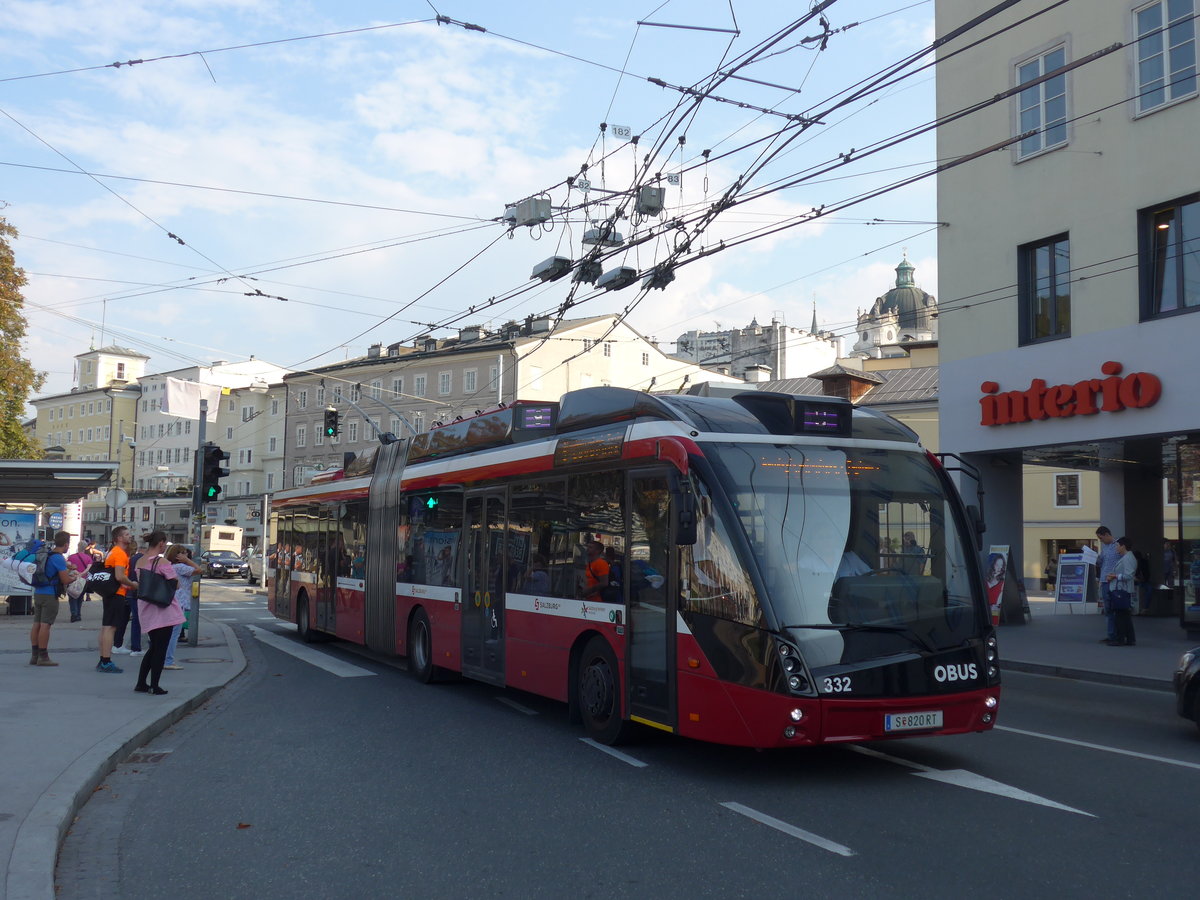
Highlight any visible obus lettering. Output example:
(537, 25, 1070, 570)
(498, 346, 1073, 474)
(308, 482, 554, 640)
(933, 663, 977, 683)
(979, 361, 1162, 427)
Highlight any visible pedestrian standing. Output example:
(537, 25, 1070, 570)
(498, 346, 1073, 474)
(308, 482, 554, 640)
(162, 544, 200, 670)
(1105, 537, 1138, 646)
(99, 526, 137, 673)
(30, 531, 75, 666)
(133, 532, 182, 695)
(1094, 526, 1120, 643)
(113, 535, 145, 658)
(66, 540, 94, 623)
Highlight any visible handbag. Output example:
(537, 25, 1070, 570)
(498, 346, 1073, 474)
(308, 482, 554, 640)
(1110, 588, 1133, 611)
(84, 565, 120, 599)
(138, 556, 178, 608)
(66, 577, 86, 600)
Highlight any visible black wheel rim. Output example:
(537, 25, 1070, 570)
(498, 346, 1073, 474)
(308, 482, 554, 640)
(581, 656, 615, 722)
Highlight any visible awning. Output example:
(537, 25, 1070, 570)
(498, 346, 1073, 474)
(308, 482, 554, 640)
(0, 460, 120, 505)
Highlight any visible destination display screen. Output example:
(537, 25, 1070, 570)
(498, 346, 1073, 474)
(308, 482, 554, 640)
(794, 401, 851, 436)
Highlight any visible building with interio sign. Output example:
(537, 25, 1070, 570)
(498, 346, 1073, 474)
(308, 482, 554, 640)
(934, 0, 1199, 604)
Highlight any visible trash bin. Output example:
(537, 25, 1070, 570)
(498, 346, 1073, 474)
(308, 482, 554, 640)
(7, 594, 32, 615)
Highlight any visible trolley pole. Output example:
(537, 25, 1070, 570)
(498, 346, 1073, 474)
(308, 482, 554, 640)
(188, 398, 207, 647)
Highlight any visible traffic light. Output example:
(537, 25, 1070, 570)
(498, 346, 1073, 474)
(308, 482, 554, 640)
(323, 407, 341, 438)
(201, 442, 230, 501)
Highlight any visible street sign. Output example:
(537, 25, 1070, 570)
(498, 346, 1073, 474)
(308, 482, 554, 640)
(48, 512, 63, 529)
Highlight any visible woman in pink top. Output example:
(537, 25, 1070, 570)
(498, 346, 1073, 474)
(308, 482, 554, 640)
(66, 540, 95, 622)
(133, 531, 183, 695)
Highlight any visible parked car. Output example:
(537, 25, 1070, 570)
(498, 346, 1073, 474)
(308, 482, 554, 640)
(245, 550, 265, 585)
(1174, 647, 1200, 733)
(200, 550, 248, 579)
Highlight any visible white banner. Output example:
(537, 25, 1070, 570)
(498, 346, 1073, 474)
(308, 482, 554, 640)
(161, 377, 222, 421)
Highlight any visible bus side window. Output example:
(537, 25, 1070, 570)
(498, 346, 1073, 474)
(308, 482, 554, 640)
(510, 479, 572, 600)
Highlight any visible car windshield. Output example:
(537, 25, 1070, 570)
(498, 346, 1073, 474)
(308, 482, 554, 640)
(209, 552, 241, 563)
(704, 442, 982, 669)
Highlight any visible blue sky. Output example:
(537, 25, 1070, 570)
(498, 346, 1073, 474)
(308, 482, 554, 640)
(2, 0, 941, 399)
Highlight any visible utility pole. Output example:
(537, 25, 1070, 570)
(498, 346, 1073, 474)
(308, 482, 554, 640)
(188, 398, 206, 647)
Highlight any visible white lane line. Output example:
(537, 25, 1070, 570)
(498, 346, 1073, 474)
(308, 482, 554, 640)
(256, 616, 278, 621)
(849, 745, 1093, 817)
(720, 802, 855, 857)
(247, 626, 375, 678)
(997, 725, 1200, 772)
(212, 617, 239, 621)
(579, 738, 648, 768)
(495, 697, 538, 716)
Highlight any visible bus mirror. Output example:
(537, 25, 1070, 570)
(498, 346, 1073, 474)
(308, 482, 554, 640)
(655, 437, 690, 475)
(670, 472, 698, 545)
(967, 504, 985, 552)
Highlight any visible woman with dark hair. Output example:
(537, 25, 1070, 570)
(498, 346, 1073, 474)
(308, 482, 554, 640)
(985, 553, 1006, 625)
(132, 531, 182, 694)
(1105, 537, 1137, 647)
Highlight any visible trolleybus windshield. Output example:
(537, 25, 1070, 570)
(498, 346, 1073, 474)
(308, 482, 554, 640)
(704, 443, 981, 669)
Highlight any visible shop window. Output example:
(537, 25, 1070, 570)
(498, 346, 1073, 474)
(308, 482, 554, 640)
(1141, 193, 1200, 319)
(1134, 0, 1197, 115)
(1015, 45, 1068, 158)
(1054, 473, 1081, 508)
(1018, 234, 1071, 343)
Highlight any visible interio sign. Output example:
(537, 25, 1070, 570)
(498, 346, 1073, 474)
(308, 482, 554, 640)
(979, 361, 1161, 427)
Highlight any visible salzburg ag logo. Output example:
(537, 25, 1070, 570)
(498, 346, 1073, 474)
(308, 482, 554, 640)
(979, 361, 1161, 427)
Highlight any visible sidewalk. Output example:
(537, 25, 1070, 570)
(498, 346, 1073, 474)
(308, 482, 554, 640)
(997, 593, 1197, 690)
(0, 596, 245, 900)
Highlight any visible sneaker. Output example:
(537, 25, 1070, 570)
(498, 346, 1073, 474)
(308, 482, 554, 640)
(129, 650, 145, 658)
(97, 660, 124, 673)
(112, 646, 131, 655)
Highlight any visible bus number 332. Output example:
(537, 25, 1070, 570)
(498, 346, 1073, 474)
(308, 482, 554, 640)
(823, 676, 852, 693)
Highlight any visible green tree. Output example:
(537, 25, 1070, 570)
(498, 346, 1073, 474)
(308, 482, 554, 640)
(0, 215, 45, 459)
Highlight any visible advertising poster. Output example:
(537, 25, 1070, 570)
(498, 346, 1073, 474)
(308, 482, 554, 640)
(1054, 552, 1094, 606)
(984, 544, 1010, 625)
(0, 512, 39, 594)
(423, 530, 460, 586)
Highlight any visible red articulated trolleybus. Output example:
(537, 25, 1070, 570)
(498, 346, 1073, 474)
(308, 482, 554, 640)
(266, 387, 1000, 748)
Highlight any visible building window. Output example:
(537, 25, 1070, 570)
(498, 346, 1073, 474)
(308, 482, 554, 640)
(413, 414, 424, 434)
(268, 436, 277, 452)
(332, 386, 343, 403)
(438, 372, 452, 395)
(296, 425, 307, 448)
(414, 375, 427, 397)
(1016, 46, 1067, 158)
(316, 387, 325, 404)
(350, 384, 361, 402)
(392, 377, 404, 397)
(371, 380, 381, 399)
(1135, 0, 1197, 114)
(390, 416, 400, 435)
(348, 421, 359, 443)
(464, 369, 477, 393)
(298, 390, 308, 409)
(489, 366, 499, 390)
(242, 406, 254, 422)
(1018, 234, 1071, 343)
(315, 423, 324, 447)
(1054, 473, 1081, 508)
(641, 352, 650, 366)
(116, 363, 125, 379)
(270, 399, 279, 416)
(267, 473, 275, 491)
(603, 343, 612, 357)
(1142, 193, 1200, 318)
(225, 427, 233, 440)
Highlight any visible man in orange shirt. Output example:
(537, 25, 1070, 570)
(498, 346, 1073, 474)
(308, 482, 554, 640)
(98, 526, 138, 673)
(581, 540, 610, 600)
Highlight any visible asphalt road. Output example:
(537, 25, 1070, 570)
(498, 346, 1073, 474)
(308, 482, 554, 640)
(58, 582, 1200, 900)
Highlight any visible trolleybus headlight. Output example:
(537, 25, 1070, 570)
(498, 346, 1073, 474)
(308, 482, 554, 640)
(987, 649, 996, 662)
(984, 695, 998, 709)
(784, 656, 799, 673)
(783, 725, 797, 739)
(788, 675, 803, 691)
(779, 644, 791, 656)
(789, 708, 804, 722)
(987, 666, 998, 679)
(986, 635, 998, 650)
(981, 713, 993, 724)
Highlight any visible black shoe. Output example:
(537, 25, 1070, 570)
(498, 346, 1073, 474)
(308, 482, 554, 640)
(1099, 637, 1113, 643)
(1105, 640, 1124, 646)
(134, 685, 149, 693)
(150, 687, 168, 695)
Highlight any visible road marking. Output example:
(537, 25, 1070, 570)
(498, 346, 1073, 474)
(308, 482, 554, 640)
(849, 745, 1093, 817)
(720, 802, 855, 856)
(997, 725, 1200, 772)
(247, 626, 375, 678)
(580, 738, 648, 768)
(256, 616, 277, 621)
(495, 697, 538, 716)
(212, 617, 239, 621)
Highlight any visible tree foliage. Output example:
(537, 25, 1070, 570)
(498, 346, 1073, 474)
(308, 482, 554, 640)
(0, 215, 45, 459)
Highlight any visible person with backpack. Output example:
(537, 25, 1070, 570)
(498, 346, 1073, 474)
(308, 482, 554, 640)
(30, 531, 76, 666)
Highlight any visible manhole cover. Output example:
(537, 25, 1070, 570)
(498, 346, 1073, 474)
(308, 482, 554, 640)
(181, 658, 230, 664)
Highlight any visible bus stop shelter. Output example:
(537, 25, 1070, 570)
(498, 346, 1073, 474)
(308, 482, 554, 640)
(0, 459, 119, 505)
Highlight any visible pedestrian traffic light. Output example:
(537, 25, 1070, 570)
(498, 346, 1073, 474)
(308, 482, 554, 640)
(201, 442, 230, 501)
(323, 407, 341, 438)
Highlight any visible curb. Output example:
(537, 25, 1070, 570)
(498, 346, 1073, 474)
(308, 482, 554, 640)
(5, 619, 247, 900)
(1001, 659, 1173, 693)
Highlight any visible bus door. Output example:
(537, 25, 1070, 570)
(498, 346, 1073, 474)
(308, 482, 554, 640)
(272, 512, 292, 620)
(314, 506, 337, 633)
(626, 471, 676, 730)
(462, 491, 507, 685)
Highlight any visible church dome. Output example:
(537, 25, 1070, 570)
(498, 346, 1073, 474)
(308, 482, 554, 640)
(871, 256, 936, 330)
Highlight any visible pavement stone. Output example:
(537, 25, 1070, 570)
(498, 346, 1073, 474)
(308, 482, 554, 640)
(0, 588, 1196, 899)
(0, 595, 245, 900)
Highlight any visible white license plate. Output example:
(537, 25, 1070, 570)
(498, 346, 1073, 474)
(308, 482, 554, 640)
(884, 710, 943, 732)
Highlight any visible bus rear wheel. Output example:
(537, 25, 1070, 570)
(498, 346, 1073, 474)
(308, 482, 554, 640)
(409, 607, 436, 683)
(578, 636, 629, 745)
(296, 592, 315, 643)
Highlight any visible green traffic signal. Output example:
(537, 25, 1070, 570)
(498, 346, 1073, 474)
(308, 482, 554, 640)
(201, 442, 230, 501)
(323, 407, 340, 437)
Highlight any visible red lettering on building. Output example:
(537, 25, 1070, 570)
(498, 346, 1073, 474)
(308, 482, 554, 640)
(980, 362, 1162, 426)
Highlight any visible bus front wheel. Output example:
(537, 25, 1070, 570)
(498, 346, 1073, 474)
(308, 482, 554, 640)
(409, 607, 436, 683)
(578, 636, 629, 745)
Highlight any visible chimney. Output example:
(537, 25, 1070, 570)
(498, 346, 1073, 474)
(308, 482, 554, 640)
(459, 325, 483, 342)
(743, 364, 773, 383)
(367, 343, 382, 359)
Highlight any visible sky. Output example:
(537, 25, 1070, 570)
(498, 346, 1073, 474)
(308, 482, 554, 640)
(2, 0, 942, 403)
